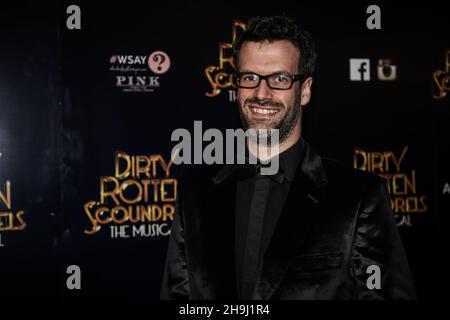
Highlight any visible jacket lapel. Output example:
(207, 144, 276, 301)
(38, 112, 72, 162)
(253, 142, 328, 300)
(202, 165, 238, 298)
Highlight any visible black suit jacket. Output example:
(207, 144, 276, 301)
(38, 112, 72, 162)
(161, 140, 417, 300)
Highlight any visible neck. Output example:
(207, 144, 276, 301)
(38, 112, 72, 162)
(247, 122, 301, 161)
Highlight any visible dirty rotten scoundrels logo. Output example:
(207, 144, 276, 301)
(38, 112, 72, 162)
(0, 178, 26, 247)
(204, 20, 246, 102)
(83, 151, 177, 239)
(354, 146, 428, 227)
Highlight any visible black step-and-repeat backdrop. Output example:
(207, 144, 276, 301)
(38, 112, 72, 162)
(1, 1, 449, 300)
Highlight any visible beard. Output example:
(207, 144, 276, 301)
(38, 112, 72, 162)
(237, 88, 302, 145)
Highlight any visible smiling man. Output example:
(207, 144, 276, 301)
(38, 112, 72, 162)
(161, 15, 416, 300)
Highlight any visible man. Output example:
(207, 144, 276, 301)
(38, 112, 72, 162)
(161, 15, 416, 300)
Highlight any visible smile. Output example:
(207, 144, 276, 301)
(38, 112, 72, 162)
(249, 106, 280, 116)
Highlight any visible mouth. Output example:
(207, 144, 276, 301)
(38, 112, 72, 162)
(248, 104, 281, 118)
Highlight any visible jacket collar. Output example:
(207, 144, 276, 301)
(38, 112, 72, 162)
(212, 138, 327, 191)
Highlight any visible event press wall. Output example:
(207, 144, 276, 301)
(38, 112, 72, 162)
(0, 1, 449, 299)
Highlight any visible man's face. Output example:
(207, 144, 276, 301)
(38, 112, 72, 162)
(237, 40, 312, 142)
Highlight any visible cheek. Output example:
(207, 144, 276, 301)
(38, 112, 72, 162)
(274, 92, 295, 109)
(237, 89, 252, 105)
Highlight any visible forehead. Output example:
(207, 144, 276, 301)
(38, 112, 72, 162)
(238, 40, 300, 74)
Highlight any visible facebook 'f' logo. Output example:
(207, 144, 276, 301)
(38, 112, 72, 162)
(350, 59, 370, 81)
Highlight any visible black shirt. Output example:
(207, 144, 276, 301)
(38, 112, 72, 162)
(234, 137, 306, 299)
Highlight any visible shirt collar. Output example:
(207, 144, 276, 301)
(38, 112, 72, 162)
(212, 137, 306, 184)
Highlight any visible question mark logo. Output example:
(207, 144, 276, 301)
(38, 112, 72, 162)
(148, 51, 170, 74)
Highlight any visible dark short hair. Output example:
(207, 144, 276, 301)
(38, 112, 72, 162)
(233, 15, 317, 78)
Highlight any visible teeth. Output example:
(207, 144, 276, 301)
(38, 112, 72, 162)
(251, 107, 278, 115)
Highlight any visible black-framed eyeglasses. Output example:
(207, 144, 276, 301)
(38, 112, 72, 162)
(234, 72, 304, 90)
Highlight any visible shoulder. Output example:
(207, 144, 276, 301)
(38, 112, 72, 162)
(321, 157, 387, 198)
(321, 158, 393, 226)
(177, 164, 226, 190)
(318, 158, 395, 249)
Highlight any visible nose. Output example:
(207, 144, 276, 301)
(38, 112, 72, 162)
(254, 78, 273, 101)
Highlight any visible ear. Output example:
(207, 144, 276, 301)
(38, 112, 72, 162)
(299, 77, 313, 106)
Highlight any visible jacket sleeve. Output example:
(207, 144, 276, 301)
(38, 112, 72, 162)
(350, 177, 417, 300)
(160, 179, 191, 300)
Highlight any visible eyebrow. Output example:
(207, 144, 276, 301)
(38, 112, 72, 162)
(238, 70, 296, 75)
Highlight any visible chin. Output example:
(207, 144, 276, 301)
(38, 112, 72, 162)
(250, 119, 279, 130)
(248, 124, 279, 136)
